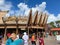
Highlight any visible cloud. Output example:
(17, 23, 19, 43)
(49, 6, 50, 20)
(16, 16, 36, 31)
(17, 2, 60, 23)
(18, 3, 29, 11)
(18, 3, 30, 16)
(0, 0, 12, 11)
(18, 2, 46, 16)
(57, 14, 60, 20)
(47, 14, 60, 23)
(4, 1, 60, 23)
(0, 0, 4, 5)
(47, 14, 57, 23)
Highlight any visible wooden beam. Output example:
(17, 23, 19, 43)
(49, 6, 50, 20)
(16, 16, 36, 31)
(2, 17, 6, 23)
(37, 29, 38, 39)
(39, 12, 43, 26)
(40, 14, 45, 26)
(33, 11, 38, 26)
(42, 13, 46, 26)
(16, 27, 18, 34)
(0, 26, 4, 28)
(31, 26, 44, 29)
(16, 17, 18, 34)
(4, 25, 7, 41)
(28, 9, 32, 26)
(28, 28, 29, 37)
(43, 15, 48, 26)
(2, 17, 7, 43)
(3, 16, 17, 22)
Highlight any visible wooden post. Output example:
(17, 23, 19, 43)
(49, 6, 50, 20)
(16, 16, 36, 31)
(16, 22, 18, 34)
(37, 29, 38, 39)
(4, 25, 7, 43)
(42, 29, 44, 38)
(4, 27, 7, 38)
(16, 17, 18, 34)
(27, 27, 29, 45)
(2, 17, 7, 43)
(16, 26, 18, 34)
(28, 27, 29, 37)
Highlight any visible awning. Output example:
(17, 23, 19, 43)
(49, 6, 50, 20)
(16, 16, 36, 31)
(51, 28, 60, 31)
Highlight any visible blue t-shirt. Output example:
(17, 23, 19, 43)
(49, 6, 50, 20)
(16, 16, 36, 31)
(10, 39, 24, 45)
(6, 38, 13, 45)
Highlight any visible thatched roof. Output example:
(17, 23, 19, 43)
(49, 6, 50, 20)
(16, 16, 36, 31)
(1, 9, 48, 28)
(0, 11, 8, 24)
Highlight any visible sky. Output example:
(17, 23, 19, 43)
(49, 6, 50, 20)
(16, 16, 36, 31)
(0, 0, 60, 23)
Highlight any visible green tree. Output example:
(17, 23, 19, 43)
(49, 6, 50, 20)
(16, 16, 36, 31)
(56, 20, 60, 27)
(49, 22, 56, 28)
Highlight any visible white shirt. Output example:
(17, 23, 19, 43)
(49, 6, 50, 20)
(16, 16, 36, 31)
(22, 34, 29, 42)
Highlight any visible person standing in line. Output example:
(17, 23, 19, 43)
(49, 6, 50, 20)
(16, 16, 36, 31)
(31, 33, 36, 45)
(5, 33, 13, 45)
(22, 32, 29, 45)
(39, 35, 44, 45)
(10, 33, 24, 45)
(0, 33, 3, 45)
(46, 32, 49, 38)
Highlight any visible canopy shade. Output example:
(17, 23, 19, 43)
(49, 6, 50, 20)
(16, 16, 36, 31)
(51, 28, 60, 31)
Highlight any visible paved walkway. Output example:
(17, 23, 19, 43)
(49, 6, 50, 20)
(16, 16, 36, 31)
(44, 36, 60, 45)
(35, 36, 60, 45)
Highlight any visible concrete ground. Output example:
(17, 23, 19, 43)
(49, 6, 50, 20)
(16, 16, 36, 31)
(29, 35, 60, 45)
(44, 36, 60, 45)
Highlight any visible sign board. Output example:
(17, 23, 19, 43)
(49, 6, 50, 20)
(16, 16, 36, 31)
(56, 35, 60, 41)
